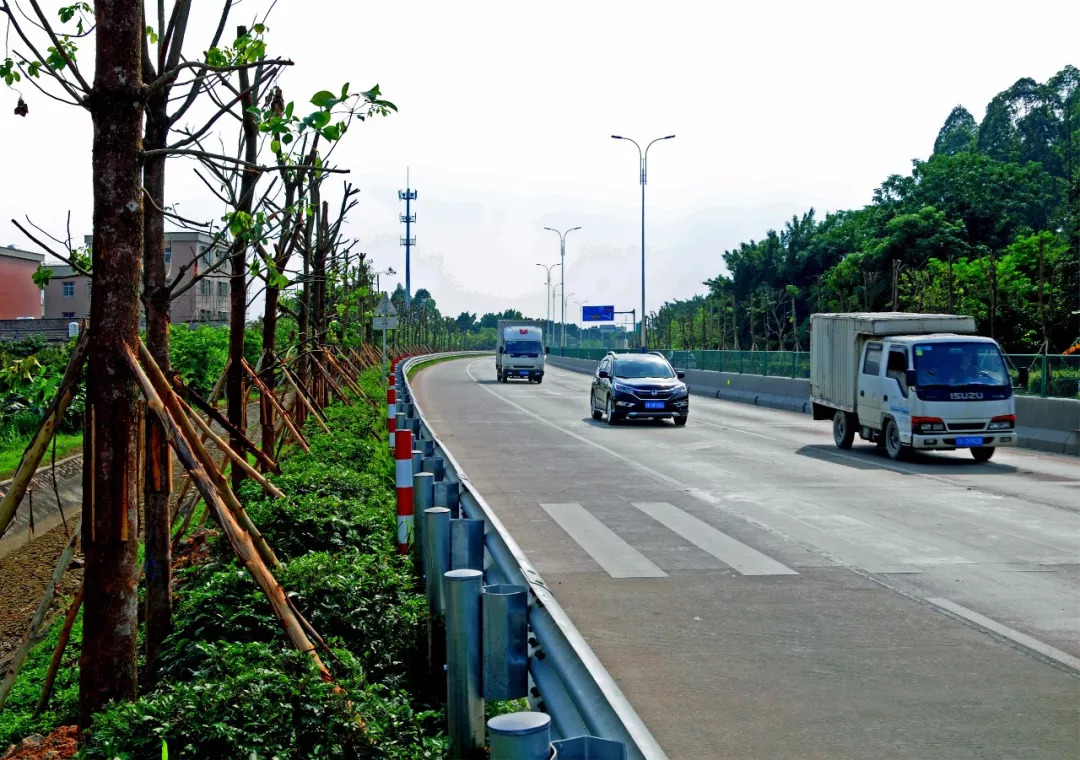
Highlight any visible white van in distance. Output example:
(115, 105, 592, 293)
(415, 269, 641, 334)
(810, 313, 1017, 462)
(496, 320, 548, 383)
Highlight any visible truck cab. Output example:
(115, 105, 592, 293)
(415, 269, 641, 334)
(855, 334, 1016, 461)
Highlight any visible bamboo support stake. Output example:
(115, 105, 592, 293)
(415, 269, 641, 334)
(177, 394, 285, 499)
(242, 359, 312, 450)
(282, 365, 329, 430)
(324, 350, 364, 396)
(0, 329, 90, 539)
(33, 583, 84, 716)
(311, 353, 353, 406)
(126, 351, 332, 683)
(0, 523, 82, 710)
(130, 344, 279, 569)
(171, 375, 278, 473)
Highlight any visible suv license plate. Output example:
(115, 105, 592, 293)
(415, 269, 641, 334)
(956, 436, 984, 446)
(644, 401, 665, 410)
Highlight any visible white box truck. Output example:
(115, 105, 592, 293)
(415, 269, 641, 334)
(810, 312, 1017, 462)
(496, 320, 548, 383)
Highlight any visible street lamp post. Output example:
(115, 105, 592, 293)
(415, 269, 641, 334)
(611, 133, 675, 351)
(544, 226, 581, 349)
(536, 262, 561, 347)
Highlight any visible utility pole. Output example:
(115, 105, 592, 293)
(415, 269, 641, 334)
(398, 169, 417, 312)
(536, 262, 561, 347)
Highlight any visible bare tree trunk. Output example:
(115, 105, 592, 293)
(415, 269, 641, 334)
(228, 48, 260, 491)
(80, 0, 144, 726)
(141, 100, 173, 675)
(1037, 237, 1050, 350)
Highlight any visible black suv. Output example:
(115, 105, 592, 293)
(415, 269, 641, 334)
(590, 352, 689, 425)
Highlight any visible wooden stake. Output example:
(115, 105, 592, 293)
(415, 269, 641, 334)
(176, 393, 285, 499)
(0, 329, 90, 539)
(281, 365, 331, 434)
(130, 343, 279, 569)
(241, 359, 312, 451)
(34, 583, 84, 716)
(311, 353, 352, 406)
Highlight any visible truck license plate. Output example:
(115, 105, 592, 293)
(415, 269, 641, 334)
(644, 401, 665, 409)
(956, 436, 984, 446)
(518, 371, 530, 376)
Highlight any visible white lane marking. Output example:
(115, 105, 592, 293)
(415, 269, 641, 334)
(631, 502, 797, 576)
(927, 598, 1080, 673)
(540, 503, 668, 579)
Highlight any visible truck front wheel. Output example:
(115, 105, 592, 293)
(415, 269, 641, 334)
(884, 418, 907, 461)
(833, 411, 855, 449)
(971, 446, 995, 462)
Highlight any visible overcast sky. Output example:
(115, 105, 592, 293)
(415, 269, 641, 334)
(4, 0, 1078, 323)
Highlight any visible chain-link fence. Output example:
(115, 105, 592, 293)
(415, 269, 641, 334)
(554, 347, 1080, 399)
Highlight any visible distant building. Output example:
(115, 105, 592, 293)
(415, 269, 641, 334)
(0, 245, 44, 319)
(43, 230, 230, 323)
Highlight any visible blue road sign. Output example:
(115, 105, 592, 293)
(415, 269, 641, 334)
(582, 305, 615, 322)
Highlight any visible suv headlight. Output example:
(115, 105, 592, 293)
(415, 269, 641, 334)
(672, 383, 688, 396)
(612, 383, 635, 394)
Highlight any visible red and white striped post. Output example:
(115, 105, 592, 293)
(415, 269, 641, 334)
(394, 427, 414, 554)
(387, 381, 397, 442)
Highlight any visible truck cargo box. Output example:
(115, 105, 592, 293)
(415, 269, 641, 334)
(810, 312, 976, 412)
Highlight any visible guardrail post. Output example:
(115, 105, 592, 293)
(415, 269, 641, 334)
(421, 438, 435, 458)
(387, 382, 396, 448)
(435, 480, 460, 519)
(414, 471, 434, 575)
(487, 712, 551, 760)
(451, 519, 485, 571)
(1041, 353, 1048, 397)
(393, 429, 414, 554)
(445, 569, 484, 758)
(424, 507, 451, 614)
(549, 736, 628, 759)
(483, 584, 528, 699)
(423, 456, 445, 481)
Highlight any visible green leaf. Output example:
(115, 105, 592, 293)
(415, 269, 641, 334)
(146, 25, 159, 44)
(162, 739, 169, 760)
(340, 82, 350, 99)
(281, 132, 294, 145)
(310, 90, 337, 108)
(284, 101, 294, 119)
(271, 139, 281, 154)
(31, 265, 54, 289)
(252, 23, 267, 34)
(308, 110, 331, 129)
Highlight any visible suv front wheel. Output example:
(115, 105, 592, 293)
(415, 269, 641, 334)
(606, 395, 621, 425)
(590, 392, 603, 420)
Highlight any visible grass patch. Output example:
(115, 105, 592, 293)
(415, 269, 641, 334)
(0, 432, 82, 480)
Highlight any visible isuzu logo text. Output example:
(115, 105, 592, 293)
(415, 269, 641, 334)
(949, 391, 984, 400)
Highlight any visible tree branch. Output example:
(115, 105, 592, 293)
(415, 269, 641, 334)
(10, 218, 91, 276)
(147, 57, 292, 95)
(26, 0, 91, 92)
(143, 147, 350, 174)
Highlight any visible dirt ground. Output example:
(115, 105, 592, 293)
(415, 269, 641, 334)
(0, 518, 82, 672)
(1, 725, 77, 759)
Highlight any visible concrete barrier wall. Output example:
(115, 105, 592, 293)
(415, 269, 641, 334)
(546, 355, 1079, 456)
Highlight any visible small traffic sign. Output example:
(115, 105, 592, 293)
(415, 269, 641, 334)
(375, 293, 397, 316)
(373, 316, 399, 330)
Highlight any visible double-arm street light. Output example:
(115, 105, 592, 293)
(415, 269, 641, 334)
(536, 262, 562, 346)
(544, 226, 582, 349)
(611, 133, 675, 350)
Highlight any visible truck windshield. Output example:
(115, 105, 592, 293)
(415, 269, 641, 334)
(613, 357, 675, 379)
(505, 340, 542, 355)
(913, 342, 1009, 387)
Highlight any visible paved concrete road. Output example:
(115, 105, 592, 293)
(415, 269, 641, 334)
(414, 358, 1080, 760)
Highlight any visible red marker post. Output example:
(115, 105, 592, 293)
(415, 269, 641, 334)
(394, 428, 414, 554)
(387, 381, 397, 441)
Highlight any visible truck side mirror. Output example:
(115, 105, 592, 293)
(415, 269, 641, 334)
(498, 346, 504, 354)
(905, 369, 917, 388)
(1017, 367, 1029, 387)
(598, 370, 609, 379)
(545, 346, 550, 355)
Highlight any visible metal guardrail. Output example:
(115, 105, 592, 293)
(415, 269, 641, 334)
(398, 352, 667, 760)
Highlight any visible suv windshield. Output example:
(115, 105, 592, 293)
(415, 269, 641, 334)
(913, 342, 1009, 386)
(613, 357, 675, 379)
(505, 340, 542, 355)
